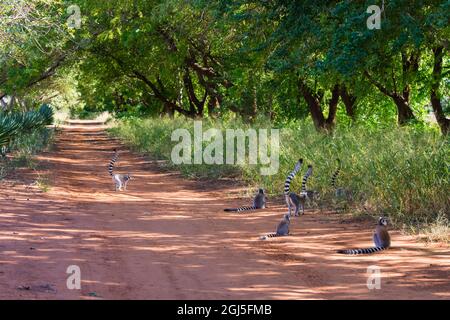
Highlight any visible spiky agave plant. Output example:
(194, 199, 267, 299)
(0, 113, 22, 147)
(14, 111, 38, 132)
(0, 105, 54, 152)
(38, 104, 54, 125)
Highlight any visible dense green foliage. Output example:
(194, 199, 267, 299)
(1, 1, 448, 133)
(110, 117, 449, 225)
(0, 126, 55, 179)
(0, 105, 54, 148)
(0, 1, 448, 228)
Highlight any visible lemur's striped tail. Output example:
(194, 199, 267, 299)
(337, 246, 388, 255)
(108, 149, 118, 176)
(301, 165, 313, 193)
(284, 159, 303, 195)
(224, 206, 258, 212)
(331, 158, 341, 188)
(259, 233, 282, 240)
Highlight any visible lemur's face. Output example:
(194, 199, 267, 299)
(379, 217, 388, 226)
(258, 188, 264, 194)
(284, 214, 290, 221)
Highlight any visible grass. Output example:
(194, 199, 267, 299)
(108, 116, 450, 233)
(417, 213, 450, 244)
(36, 173, 51, 192)
(0, 127, 55, 177)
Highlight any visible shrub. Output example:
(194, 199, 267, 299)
(109, 116, 450, 226)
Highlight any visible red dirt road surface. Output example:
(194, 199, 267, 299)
(0, 125, 449, 299)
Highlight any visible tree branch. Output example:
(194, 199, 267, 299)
(364, 70, 394, 98)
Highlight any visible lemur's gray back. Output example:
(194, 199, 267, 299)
(337, 217, 391, 255)
(259, 214, 290, 240)
(284, 159, 303, 213)
(276, 214, 290, 235)
(287, 164, 314, 216)
(109, 149, 132, 191)
(224, 188, 266, 212)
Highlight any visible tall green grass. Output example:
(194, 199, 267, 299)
(0, 127, 55, 176)
(10, 127, 55, 158)
(0, 104, 55, 176)
(109, 117, 449, 227)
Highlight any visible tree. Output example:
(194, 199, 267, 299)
(0, 0, 70, 106)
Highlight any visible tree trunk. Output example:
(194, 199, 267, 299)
(364, 70, 416, 125)
(392, 94, 416, 125)
(298, 80, 339, 132)
(163, 103, 175, 118)
(298, 80, 325, 130)
(324, 84, 340, 130)
(339, 86, 357, 121)
(430, 46, 449, 135)
(131, 70, 196, 118)
(364, 51, 420, 125)
(207, 95, 218, 117)
(183, 68, 206, 117)
(251, 86, 257, 120)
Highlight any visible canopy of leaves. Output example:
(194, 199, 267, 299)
(0, 0, 448, 132)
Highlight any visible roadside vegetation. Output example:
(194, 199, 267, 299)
(109, 116, 449, 238)
(0, 105, 55, 179)
(1, 1, 448, 240)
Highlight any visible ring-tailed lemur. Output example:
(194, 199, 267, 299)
(332, 158, 352, 200)
(108, 149, 132, 191)
(331, 158, 341, 191)
(337, 217, 391, 255)
(224, 188, 267, 212)
(284, 159, 303, 214)
(300, 165, 320, 202)
(287, 165, 314, 216)
(259, 213, 290, 240)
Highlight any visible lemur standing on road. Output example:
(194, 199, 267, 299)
(284, 159, 303, 216)
(287, 165, 315, 216)
(331, 158, 352, 200)
(108, 149, 132, 191)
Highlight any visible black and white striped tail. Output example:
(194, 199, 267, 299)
(108, 149, 118, 176)
(337, 246, 387, 255)
(224, 206, 258, 212)
(259, 233, 281, 240)
(301, 166, 313, 193)
(331, 159, 341, 188)
(284, 159, 303, 195)
(284, 172, 296, 195)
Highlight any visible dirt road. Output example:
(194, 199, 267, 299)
(0, 125, 449, 299)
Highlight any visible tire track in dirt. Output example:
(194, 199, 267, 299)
(0, 125, 449, 299)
